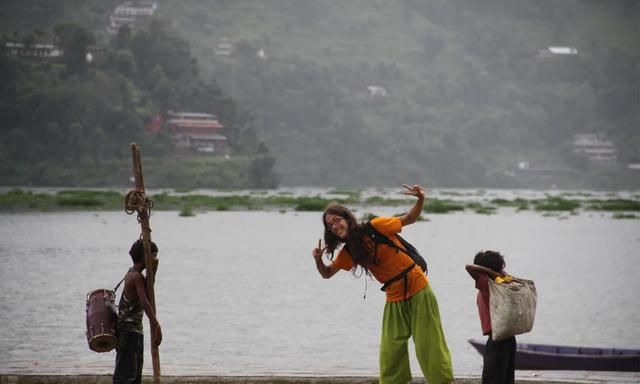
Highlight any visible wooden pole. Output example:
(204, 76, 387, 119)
(130, 143, 161, 384)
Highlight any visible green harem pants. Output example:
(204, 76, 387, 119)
(380, 285, 454, 384)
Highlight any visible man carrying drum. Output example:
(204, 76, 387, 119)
(113, 239, 163, 384)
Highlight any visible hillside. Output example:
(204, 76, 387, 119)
(0, 1, 278, 188)
(0, 0, 638, 189)
(160, 0, 639, 188)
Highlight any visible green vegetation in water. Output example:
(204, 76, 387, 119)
(586, 199, 640, 211)
(474, 206, 497, 215)
(0, 189, 56, 210)
(55, 190, 123, 208)
(533, 197, 580, 212)
(294, 197, 332, 211)
(423, 199, 466, 214)
(1, 189, 639, 219)
(179, 205, 195, 217)
(612, 213, 638, 219)
(490, 198, 530, 210)
(463, 202, 497, 215)
(152, 193, 254, 210)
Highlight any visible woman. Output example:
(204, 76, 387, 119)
(312, 184, 454, 384)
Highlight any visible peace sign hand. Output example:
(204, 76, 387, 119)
(402, 184, 425, 199)
(312, 239, 326, 261)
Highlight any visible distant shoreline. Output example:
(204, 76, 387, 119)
(0, 188, 638, 218)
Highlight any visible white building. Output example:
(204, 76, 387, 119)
(538, 46, 579, 58)
(367, 85, 388, 97)
(5, 42, 62, 58)
(107, 2, 158, 34)
(215, 38, 232, 56)
(572, 133, 617, 166)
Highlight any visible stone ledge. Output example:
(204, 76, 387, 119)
(0, 375, 582, 384)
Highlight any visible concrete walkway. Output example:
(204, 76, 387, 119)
(1, 374, 639, 384)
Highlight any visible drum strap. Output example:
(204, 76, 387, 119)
(113, 277, 125, 293)
(112, 267, 136, 293)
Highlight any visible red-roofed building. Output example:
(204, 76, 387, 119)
(165, 112, 227, 154)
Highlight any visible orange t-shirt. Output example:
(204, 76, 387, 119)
(332, 216, 428, 302)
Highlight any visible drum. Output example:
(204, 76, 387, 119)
(85, 288, 118, 352)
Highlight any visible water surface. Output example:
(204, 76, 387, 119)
(0, 206, 638, 376)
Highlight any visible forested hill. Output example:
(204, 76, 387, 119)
(0, 0, 278, 189)
(1, 1, 638, 189)
(160, 0, 639, 189)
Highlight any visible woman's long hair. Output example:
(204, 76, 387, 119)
(323, 203, 378, 276)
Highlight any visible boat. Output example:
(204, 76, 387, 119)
(468, 339, 640, 372)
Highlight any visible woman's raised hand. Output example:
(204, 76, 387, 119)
(402, 184, 425, 199)
(312, 239, 325, 260)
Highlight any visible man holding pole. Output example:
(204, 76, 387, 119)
(120, 143, 162, 383)
(113, 239, 163, 384)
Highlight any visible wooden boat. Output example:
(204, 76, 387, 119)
(468, 339, 640, 372)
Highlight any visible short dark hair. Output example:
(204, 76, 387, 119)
(474, 250, 504, 272)
(129, 239, 158, 263)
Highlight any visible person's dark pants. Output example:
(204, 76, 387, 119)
(482, 334, 516, 384)
(113, 330, 144, 384)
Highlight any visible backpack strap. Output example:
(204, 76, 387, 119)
(380, 263, 416, 292)
(364, 221, 408, 255)
(365, 221, 428, 275)
(365, 221, 418, 299)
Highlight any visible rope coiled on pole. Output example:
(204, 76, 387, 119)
(125, 189, 155, 233)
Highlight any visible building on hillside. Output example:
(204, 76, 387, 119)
(215, 37, 232, 56)
(572, 133, 617, 167)
(5, 42, 62, 58)
(165, 112, 227, 154)
(538, 46, 579, 58)
(107, 2, 157, 34)
(367, 85, 388, 97)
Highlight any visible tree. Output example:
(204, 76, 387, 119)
(61, 25, 95, 76)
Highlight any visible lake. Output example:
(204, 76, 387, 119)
(0, 198, 638, 376)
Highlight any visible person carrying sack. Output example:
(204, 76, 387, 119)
(466, 250, 517, 384)
(312, 184, 454, 384)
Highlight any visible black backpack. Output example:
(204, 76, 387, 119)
(363, 221, 428, 293)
